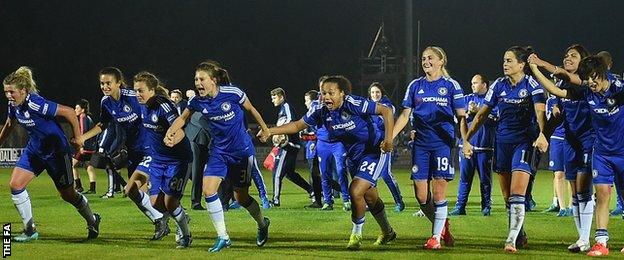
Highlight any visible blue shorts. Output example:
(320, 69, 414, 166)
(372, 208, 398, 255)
(135, 155, 151, 176)
(548, 138, 565, 172)
(146, 158, 189, 199)
(128, 149, 146, 178)
(16, 149, 73, 189)
(563, 136, 593, 181)
(494, 142, 538, 175)
(348, 153, 391, 187)
(411, 145, 454, 181)
(592, 152, 624, 185)
(204, 148, 254, 188)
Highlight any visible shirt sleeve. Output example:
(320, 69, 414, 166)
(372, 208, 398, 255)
(612, 77, 624, 95)
(238, 91, 247, 104)
(27, 95, 58, 118)
(186, 97, 200, 112)
(402, 80, 416, 108)
(345, 96, 377, 116)
(450, 80, 466, 110)
(277, 103, 294, 125)
(160, 100, 178, 125)
(529, 76, 546, 104)
(483, 80, 499, 108)
(222, 86, 247, 105)
(302, 105, 322, 127)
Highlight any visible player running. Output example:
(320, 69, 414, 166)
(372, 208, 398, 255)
(165, 62, 271, 253)
(132, 72, 193, 248)
(76, 67, 168, 240)
(260, 75, 397, 250)
(2, 66, 100, 242)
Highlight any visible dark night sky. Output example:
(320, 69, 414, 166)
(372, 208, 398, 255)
(1, 1, 624, 123)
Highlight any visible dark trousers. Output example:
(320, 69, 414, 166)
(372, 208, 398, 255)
(308, 158, 322, 204)
(189, 141, 209, 206)
(272, 147, 311, 203)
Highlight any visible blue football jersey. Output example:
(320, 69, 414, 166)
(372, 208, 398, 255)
(310, 100, 332, 142)
(140, 95, 192, 163)
(8, 93, 72, 155)
(402, 76, 466, 148)
(99, 88, 144, 151)
(577, 74, 624, 155)
(546, 95, 565, 139)
(555, 79, 594, 142)
(484, 75, 546, 143)
(303, 95, 380, 162)
(187, 85, 252, 154)
(464, 93, 497, 149)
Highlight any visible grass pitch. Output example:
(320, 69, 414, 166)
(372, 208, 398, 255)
(0, 167, 622, 259)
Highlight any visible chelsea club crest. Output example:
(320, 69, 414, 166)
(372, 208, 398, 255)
(123, 104, 131, 113)
(23, 111, 30, 119)
(221, 102, 231, 112)
(437, 87, 448, 96)
(519, 89, 528, 98)
(151, 113, 158, 123)
(341, 110, 351, 121)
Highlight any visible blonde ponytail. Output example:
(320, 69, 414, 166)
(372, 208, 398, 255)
(156, 85, 169, 97)
(3, 66, 38, 93)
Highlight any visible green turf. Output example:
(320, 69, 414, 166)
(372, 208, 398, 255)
(0, 167, 622, 259)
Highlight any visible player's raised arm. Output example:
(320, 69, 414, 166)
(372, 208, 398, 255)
(528, 53, 582, 86)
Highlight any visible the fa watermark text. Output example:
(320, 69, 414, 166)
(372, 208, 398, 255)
(2, 223, 10, 258)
